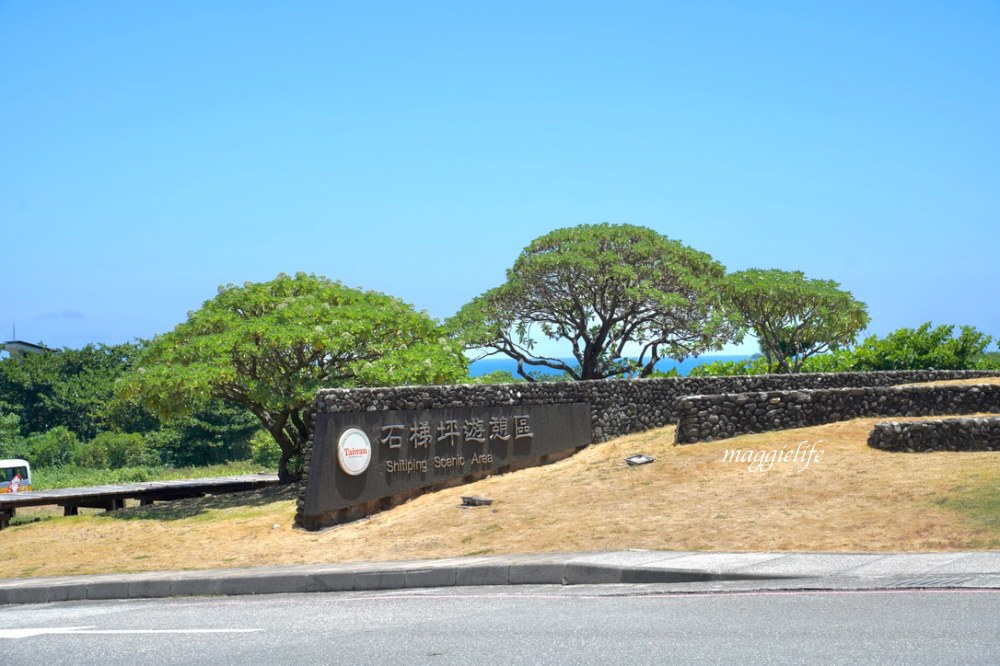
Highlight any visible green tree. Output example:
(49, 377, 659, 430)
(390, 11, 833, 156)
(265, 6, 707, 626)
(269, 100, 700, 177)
(149, 400, 260, 467)
(723, 269, 869, 373)
(450, 224, 740, 380)
(123, 273, 467, 482)
(0, 411, 27, 459)
(0, 343, 140, 439)
(0, 341, 263, 468)
(0, 411, 21, 443)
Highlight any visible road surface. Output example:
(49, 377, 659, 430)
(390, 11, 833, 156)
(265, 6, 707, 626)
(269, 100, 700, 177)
(2, 585, 997, 664)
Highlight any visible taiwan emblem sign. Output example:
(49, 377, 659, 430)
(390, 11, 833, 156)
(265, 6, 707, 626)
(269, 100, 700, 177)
(298, 403, 591, 530)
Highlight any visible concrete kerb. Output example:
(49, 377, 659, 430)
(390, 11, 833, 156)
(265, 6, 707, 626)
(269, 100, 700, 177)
(0, 564, 798, 606)
(3, 551, 1000, 606)
(403, 568, 458, 589)
(454, 564, 510, 587)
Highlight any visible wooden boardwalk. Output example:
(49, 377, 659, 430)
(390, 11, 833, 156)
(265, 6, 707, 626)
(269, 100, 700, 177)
(0, 474, 281, 529)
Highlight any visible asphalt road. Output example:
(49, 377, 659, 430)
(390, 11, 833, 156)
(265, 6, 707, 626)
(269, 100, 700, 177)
(2, 585, 998, 665)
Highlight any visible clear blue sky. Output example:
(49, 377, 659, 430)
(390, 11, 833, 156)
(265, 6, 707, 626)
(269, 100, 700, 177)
(2, 1, 998, 357)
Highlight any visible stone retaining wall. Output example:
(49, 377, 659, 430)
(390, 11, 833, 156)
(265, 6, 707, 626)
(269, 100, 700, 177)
(868, 417, 1000, 452)
(674, 384, 1000, 444)
(302, 371, 998, 471)
(312, 370, 997, 442)
(296, 370, 999, 526)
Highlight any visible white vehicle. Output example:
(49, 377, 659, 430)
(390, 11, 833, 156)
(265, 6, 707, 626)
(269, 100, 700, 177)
(0, 459, 31, 493)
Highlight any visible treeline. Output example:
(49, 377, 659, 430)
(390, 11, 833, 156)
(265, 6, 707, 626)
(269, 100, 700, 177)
(0, 343, 275, 473)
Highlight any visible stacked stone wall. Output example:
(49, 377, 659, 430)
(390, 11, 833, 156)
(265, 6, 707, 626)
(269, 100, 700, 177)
(313, 370, 997, 441)
(868, 417, 1000, 452)
(674, 384, 1000, 444)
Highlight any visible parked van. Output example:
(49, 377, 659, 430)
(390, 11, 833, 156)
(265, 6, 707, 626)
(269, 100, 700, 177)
(0, 459, 31, 493)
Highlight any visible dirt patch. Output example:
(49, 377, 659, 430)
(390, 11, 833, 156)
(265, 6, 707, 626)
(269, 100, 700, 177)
(898, 376, 1000, 388)
(3, 416, 1000, 578)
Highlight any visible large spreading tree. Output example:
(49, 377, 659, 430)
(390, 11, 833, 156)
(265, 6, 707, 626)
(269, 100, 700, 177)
(723, 268, 869, 373)
(450, 223, 741, 380)
(123, 273, 467, 482)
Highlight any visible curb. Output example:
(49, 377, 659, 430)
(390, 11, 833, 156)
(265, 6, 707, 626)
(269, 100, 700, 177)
(0, 562, 796, 606)
(6, 551, 1000, 606)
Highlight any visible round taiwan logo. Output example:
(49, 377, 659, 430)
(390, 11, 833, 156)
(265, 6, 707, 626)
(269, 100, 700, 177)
(337, 428, 372, 476)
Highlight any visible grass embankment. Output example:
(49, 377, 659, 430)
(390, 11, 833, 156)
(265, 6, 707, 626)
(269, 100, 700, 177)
(32, 461, 265, 490)
(3, 398, 1000, 578)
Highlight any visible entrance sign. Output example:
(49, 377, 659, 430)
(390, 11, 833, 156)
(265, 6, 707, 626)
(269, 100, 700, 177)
(298, 403, 591, 530)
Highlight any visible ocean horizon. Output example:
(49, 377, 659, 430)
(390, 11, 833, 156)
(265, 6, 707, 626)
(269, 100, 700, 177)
(468, 354, 753, 378)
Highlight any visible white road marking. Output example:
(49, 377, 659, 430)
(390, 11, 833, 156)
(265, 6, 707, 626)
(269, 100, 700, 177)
(0, 626, 261, 639)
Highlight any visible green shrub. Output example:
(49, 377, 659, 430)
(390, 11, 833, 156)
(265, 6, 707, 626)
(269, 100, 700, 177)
(973, 350, 1000, 371)
(250, 430, 282, 469)
(740, 324, 995, 375)
(798, 350, 856, 373)
(846, 323, 991, 371)
(284, 454, 304, 479)
(76, 432, 157, 469)
(466, 370, 522, 384)
(688, 357, 769, 377)
(0, 440, 29, 460)
(108, 466, 158, 483)
(25, 426, 80, 467)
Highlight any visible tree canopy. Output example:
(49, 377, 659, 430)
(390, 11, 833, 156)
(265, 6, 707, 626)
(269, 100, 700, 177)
(449, 223, 741, 380)
(123, 272, 467, 481)
(0, 341, 263, 469)
(723, 269, 869, 373)
(0, 343, 139, 440)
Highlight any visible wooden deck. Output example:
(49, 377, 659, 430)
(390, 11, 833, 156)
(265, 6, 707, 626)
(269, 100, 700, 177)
(0, 474, 281, 529)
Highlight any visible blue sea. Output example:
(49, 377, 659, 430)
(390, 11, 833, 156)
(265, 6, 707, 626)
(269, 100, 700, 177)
(468, 355, 752, 378)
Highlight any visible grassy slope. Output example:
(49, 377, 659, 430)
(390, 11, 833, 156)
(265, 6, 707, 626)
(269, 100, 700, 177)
(3, 404, 1000, 578)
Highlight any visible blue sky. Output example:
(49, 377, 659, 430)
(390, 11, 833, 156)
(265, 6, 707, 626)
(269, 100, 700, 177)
(2, 1, 998, 358)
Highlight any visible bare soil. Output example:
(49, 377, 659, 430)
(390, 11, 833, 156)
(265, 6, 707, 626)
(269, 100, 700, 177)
(898, 376, 1000, 388)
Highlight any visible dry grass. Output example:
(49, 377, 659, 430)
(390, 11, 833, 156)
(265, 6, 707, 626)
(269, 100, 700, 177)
(3, 413, 1000, 579)
(897, 376, 1000, 388)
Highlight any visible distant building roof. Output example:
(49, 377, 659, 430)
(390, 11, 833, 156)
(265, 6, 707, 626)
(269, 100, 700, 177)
(1, 340, 56, 356)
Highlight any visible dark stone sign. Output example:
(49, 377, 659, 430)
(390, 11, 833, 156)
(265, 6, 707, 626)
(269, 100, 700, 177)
(298, 402, 591, 530)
